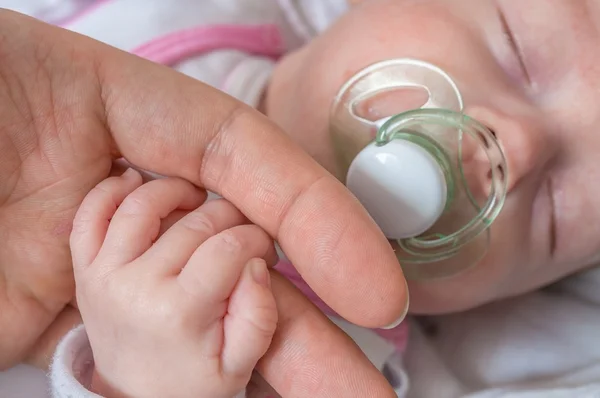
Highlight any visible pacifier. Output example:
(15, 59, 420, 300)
(329, 59, 508, 279)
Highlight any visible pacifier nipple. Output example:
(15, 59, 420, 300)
(329, 59, 508, 279)
(347, 139, 447, 240)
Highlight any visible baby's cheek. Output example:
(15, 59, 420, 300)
(265, 56, 338, 173)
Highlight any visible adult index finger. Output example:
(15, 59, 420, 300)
(97, 45, 408, 329)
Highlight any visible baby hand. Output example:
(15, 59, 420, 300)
(70, 169, 278, 398)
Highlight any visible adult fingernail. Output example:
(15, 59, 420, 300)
(250, 259, 271, 288)
(381, 278, 410, 330)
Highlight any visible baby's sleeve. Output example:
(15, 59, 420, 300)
(49, 325, 102, 398)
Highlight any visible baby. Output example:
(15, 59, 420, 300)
(7, 0, 600, 397)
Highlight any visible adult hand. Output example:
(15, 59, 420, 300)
(0, 9, 407, 397)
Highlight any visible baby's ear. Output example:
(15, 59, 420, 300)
(351, 86, 429, 122)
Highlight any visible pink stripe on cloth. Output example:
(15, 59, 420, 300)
(132, 24, 284, 67)
(275, 259, 409, 353)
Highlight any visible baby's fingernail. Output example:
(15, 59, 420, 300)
(381, 278, 410, 330)
(250, 259, 271, 288)
(122, 168, 137, 179)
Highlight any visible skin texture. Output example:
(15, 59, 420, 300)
(8, 0, 600, 394)
(72, 172, 279, 397)
(0, 9, 405, 397)
(266, 0, 600, 314)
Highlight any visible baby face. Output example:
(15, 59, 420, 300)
(265, 0, 600, 313)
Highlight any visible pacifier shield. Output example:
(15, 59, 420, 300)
(329, 59, 508, 279)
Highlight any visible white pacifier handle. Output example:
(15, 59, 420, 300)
(347, 139, 447, 239)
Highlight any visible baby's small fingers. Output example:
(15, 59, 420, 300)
(222, 259, 277, 381)
(177, 224, 277, 303)
(142, 199, 248, 274)
(96, 178, 205, 267)
(70, 168, 142, 270)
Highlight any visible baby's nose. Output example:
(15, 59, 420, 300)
(464, 106, 554, 194)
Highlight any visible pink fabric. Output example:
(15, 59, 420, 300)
(132, 24, 284, 67)
(275, 259, 409, 353)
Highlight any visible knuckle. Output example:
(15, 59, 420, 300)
(245, 302, 279, 338)
(155, 298, 181, 321)
(164, 299, 201, 330)
(119, 193, 152, 216)
(199, 103, 248, 188)
(84, 184, 113, 208)
(228, 268, 278, 337)
(213, 225, 273, 258)
(180, 211, 216, 235)
(71, 211, 91, 235)
(90, 182, 113, 197)
(215, 229, 245, 253)
(83, 183, 117, 209)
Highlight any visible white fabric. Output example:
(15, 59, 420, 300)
(404, 266, 600, 398)
(49, 325, 100, 398)
(0, 0, 95, 24)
